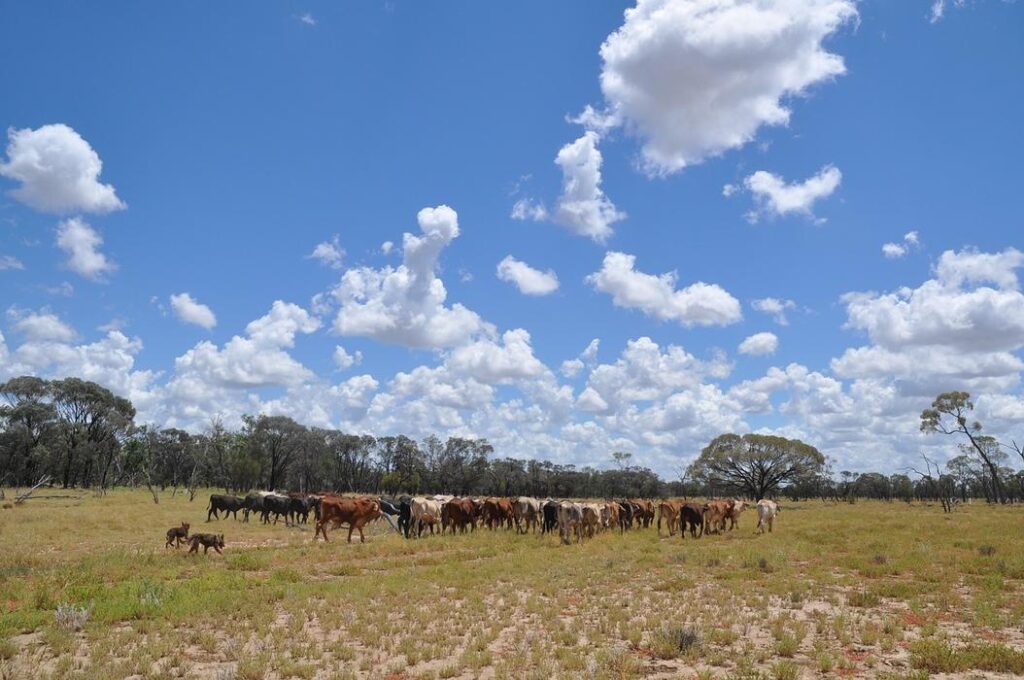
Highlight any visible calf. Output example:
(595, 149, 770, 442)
(188, 533, 225, 554)
(726, 499, 747, 531)
(702, 500, 731, 535)
(756, 499, 779, 534)
(207, 494, 244, 522)
(315, 497, 382, 543)
(442, 498, 476, 534)
(165, 522, 190, 548)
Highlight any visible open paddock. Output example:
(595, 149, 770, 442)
(2, 490, 1024, 679)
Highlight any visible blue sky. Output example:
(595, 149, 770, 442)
(1, 0, 1022, 476)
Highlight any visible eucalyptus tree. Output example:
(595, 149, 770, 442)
(920, 391, 1007, 503)
(688, 433, 826, 499)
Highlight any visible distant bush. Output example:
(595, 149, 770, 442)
(54, 603, 90, 631)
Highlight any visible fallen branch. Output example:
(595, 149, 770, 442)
(15, 475, 52, 504)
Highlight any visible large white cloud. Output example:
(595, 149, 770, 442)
(552, 132, 625, 243)
(172, 301, 320, 389)
(330, 205, 490, 348)
(587, 251, 742, 327)
(742, 165, 842, 222)
(6, 307, 76, 343)
(56, 217, 116, 281)
(0, 124, 125, 214)
(446, 328, 547, 384)
(496, 255, 559, 296)
(593, 0, 857, 174)
(170, 293, 217, 330)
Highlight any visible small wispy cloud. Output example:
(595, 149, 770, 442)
(298, 12, 317, 26)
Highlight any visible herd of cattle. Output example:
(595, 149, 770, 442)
(202, 491, 781, 545)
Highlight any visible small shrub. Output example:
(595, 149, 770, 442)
(651, 625, 699, 659)
(848, 590, 880, 608)
(0, 637, 17, 660)
(816, 652, 834, 672)
(771, 660, 799, 680)
(758, 557, 774, 573)
(978, 545, 996, 557)
(54, 603, 90, 631)
(776, 635, 798, 658)
(872, 554, 888, 565)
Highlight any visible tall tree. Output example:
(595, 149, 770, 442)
(688, 433, 825, 499)
(920, 391, 1006, 503)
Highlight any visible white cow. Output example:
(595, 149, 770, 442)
(514, 497, 544, 534)
(756, 499, 779, 534)
(557, 501, 583, 545)
(410, 497, 443, 538)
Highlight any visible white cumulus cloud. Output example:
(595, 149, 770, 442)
(587, 251, 741, 327)
(739, 331, 779, 356)
(331, 205, 489, 349)
(55, 217, 116, 281)
(170, 293, 217, 330)
(496, 255, 560, 296)
(553, 132, 625, 243)
(743, 165, 842, 222)
(309, 236, 345, 269)
(752, 297, 797, 325)
(593, 0, 857, 174)
(333, 345, 363, 370)
(0, 124, 125, 214)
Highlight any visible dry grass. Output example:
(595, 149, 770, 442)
(1, 490, 1023, 678)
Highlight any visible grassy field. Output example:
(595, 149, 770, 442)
(1, 491, 1024, 679)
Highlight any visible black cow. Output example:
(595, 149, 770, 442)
(262, 494, 293, 526)
(207, 494, 244, 522)
(287, 496, 316, 524)
(542, 499, 559, 535)
(242, 492, 265, 523)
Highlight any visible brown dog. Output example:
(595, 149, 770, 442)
(165, 522, 190, 548)
(188, 533, 225, 554)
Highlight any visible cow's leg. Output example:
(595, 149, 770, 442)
(347, 524, 355, 543)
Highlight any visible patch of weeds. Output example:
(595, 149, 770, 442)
(910, 639, 1024, 674)
(770, 660, 799, 680)
(978, 544, 996, 557)
(776, 635, 798, 658)
(54, 602, 90, 631)
(816, 652, 834, 673)
(226, 552, 268, 572)
(650, 625, 699, 659)
(872, 554, 888, 565)
(847, 590, 880, 608)
(0, 637, 16, 660)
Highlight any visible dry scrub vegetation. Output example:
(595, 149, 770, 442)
(2, 491, 1024, 679)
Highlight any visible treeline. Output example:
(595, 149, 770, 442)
(2, 376, 1022, 504)
(0, 376, 663, 499)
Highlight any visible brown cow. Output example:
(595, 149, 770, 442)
(656, 499, 683, 536)
(702, 500, 731, 535)
(632, 499, 655, 528)
(679, 502, 703, 538)
(481, 497, 514, 530)
(314, 496, 381, 543)
(442, 497, 476, 534)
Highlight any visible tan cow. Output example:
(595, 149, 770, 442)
(656, 499, 683, 536)
(580, 503, 602, 537)
(702, 500, 731, 535)
(756, 499, 779, 534)
(726, 499, 747, 531)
